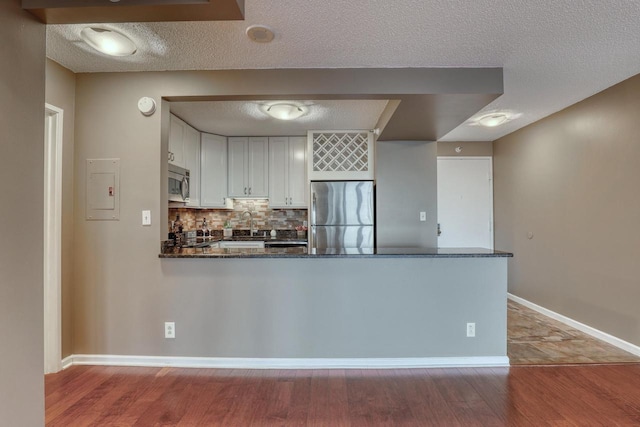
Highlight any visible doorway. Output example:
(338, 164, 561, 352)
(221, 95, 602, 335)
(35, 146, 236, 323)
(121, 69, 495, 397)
(437, 157, 493, 249)
(44, 104, 63, 374)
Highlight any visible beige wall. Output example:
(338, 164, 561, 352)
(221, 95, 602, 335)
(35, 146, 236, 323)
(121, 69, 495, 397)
(45, 59, 76, 358)
(437, 141, 493, 157)
(71, 71, 451, 354)
(494, 73, 640, 346)
(0, 1, 45, 425)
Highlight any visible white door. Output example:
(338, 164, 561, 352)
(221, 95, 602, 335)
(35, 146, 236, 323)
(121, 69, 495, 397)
(200, 133, 228, 207)
(247, 136, 269, 197)
(227, 137, 247, 197)
(268, 137, 288, 207)
(288, 136, 307, 207)
(168, 115, 186, 167)
(183, 125, 201, 207)
(437, 157, 493, 249)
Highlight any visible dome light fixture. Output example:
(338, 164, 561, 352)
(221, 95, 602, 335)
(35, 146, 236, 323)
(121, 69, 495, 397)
(470, 110, 522, 128)
(80, 27, 137, 57)
(478, 113, 509, 127)
(264, 103, 307, 121)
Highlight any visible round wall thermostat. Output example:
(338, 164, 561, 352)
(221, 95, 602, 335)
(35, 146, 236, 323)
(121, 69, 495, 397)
(138, 97, 156, 116)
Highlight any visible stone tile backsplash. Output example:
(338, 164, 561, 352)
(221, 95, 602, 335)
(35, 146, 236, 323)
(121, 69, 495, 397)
(169, 199, 307, 232)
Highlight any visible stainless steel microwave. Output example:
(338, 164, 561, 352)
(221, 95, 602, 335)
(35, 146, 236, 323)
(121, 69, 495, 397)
(168, 164, 190, 203)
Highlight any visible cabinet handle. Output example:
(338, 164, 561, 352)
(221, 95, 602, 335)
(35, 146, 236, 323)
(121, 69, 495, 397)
(249, 187, 252, 195)
(244, 187, 247, 194)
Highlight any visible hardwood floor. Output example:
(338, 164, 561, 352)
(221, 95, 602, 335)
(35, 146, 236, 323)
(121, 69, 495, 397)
(507, 300, 640, 365)
(44, 302, 640, 424)
(46, 364, 640, 426)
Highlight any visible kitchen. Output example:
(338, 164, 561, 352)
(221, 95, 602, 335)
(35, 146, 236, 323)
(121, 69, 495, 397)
(6, 1, 640, 425)
(58, 66, 512, 367)
(36, 4, 640, 374)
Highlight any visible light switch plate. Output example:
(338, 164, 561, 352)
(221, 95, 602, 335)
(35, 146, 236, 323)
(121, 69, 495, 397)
(419, 211, 427, 222)
(142, 210, 151, 226)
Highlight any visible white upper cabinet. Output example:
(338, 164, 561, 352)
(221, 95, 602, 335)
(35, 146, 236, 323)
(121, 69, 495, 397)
(288, 137, 308, 207)
(168, 114, 186, 168)
(183, 124, 201, 207)
(268, 137, 288, 207)
(268, 136, 307, 208)
(228, 137, 269, 198)
(200, 133, 231, 208)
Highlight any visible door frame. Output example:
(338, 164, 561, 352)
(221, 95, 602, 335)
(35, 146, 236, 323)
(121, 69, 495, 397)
(437, 156, 494, 249)
(44, 103, 64, 374)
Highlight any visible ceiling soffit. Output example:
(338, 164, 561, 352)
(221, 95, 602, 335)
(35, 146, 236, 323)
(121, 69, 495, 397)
(23, 0, 245, 24)
(163, 67, 503, 141)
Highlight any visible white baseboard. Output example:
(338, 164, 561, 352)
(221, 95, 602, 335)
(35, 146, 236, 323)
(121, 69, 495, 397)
(61, 354, 509, 370)
(61, 355, 74, 370)
(508, 293, 640, 357)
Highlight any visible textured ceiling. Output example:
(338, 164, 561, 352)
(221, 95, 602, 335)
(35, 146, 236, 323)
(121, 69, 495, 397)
(46, 0, 640, 141)
(170, 100, 389, 137)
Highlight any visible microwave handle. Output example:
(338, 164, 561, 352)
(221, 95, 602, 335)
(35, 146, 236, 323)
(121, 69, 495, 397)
(181, 176, 189, 200)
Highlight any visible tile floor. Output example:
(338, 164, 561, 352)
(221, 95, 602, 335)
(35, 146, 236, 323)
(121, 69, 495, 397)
(507, 300, 640, 365)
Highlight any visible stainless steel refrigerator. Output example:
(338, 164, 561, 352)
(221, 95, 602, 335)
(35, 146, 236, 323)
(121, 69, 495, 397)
(310, 181, 375, 250)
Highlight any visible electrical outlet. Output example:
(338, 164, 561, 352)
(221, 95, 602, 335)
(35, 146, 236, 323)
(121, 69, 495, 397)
(165, 322, 175, 339)
(466, 322, 476, 338)
(419, 211, 427, 222)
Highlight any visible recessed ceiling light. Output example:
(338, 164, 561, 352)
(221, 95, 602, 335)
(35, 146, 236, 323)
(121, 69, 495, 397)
(80, 27, 137, 57)
(470, 111, 522, 127)
(246, 25, 275, 43)
(263, 103, 307, 120)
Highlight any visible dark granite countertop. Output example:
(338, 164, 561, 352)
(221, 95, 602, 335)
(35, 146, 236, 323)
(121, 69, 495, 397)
(159, 247, 513, 259)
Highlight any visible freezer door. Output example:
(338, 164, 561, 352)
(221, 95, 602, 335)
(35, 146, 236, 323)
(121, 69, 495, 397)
(312, 225, 374, 249)
(311, 181, 374, 226)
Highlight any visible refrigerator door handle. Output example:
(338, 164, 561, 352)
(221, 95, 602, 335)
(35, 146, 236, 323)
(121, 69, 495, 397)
(311, 192, 317, 226)
(311, 192, 317, 249)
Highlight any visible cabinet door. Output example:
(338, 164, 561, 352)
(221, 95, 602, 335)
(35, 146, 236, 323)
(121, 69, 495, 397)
(247, 137, 269, 197)
(201, 133, 229, 207)
(227, 137, 248, 197)
(288, 136, 308, 207)
(183, 125, 201, 207)
(168, 115, 186, 167)
(268, 137, 288, 208)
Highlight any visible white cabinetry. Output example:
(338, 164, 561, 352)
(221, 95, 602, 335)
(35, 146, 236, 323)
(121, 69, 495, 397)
(200, 133, 232, 208)
(268, 136, 307, 208)
(168, 114, 186, 168)
(228, 137, 268, 198)
(183, 125, 201, 207)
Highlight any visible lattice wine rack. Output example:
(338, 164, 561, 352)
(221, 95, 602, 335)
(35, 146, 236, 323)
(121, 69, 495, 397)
(307, 131, 374, 180)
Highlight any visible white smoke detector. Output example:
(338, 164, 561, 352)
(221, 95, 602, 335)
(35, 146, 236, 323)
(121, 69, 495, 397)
(246, 25, 275, 43)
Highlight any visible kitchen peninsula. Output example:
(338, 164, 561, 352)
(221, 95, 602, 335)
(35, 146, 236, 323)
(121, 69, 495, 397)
(158, 117, 512, 368)
(159, 247, 511, 367)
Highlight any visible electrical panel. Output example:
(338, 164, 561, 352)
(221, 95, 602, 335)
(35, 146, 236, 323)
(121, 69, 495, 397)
(86, 158, 120, 220)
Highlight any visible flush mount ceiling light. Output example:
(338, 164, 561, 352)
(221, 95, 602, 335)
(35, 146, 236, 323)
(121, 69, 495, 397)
(263, 103, 308, 121)
(246, 25, 275, 43)
(470, 111, 522, 128)
(80, 27, 137, 57)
